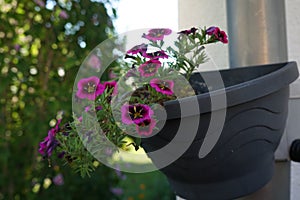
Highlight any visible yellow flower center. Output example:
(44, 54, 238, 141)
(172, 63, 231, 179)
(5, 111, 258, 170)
(158, 82, 168, 90)
(129, 106, 143, 119)
(85, 83, 96, 93)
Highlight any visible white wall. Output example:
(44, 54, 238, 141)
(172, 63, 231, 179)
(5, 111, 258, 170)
(114, 0, 178, 33)
(286, 2, 300, 199)
(179, 0, 300, 73)
(286, 0, 300, 69)
(179, 0, 228, 70)
(286, 0, 300, 98)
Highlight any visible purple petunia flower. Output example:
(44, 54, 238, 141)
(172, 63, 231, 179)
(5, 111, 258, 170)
(87, 54, 101, 70)
(125, 68, 138, 78)
(136, 119, 156, 136)
(108, 70, 117, 79)
(121, 104, 154, 125)
(110, 187, 123, 196)
(95, 105, 102, 111)
(38, 132, 59, 158)
(53, 174, 64, 186)
(76, 76, 105, 100)
(178, 27, 198, 35)
(84, 105, 102, 112)
(104, 81, 118, 95)
(138, 60, 161, 77)
(84, 105, 91, 112)
(150, 78, 174, 95)
(143, 28, 172, 41)
(217, 30, 228, 44)
(142, 50, 168, 59)
(39, 119, 61, 158)
(206, 26, 219, 35)
(126, 43, 148, 55)
(206, 26, 228, 44)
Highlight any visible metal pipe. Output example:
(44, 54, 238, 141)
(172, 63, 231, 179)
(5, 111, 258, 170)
(226, 0, 290, 199)
(226, 0, 288, 68)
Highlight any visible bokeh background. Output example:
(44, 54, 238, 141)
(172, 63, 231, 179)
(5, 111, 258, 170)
(0, 0, 177, 199)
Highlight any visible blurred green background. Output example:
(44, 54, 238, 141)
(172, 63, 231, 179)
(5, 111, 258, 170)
(0, 0, 175, 199)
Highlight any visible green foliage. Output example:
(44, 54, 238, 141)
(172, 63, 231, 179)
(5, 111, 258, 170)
(118, 171, 176, 200)
(0, 0, 120, 199)
(55, 120, 97, 178)
(168, 28, 212, 79)
(48, 26, 227, 178)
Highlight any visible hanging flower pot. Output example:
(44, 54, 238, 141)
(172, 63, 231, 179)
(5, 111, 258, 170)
(141, 61, 299, 200)
(38, 26, 298, 200)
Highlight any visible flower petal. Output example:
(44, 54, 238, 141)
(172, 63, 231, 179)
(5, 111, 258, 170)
(138, 60, 161, 77)
(76, 76, 104, 100)
(150, 78, 174, 95)
(136, 119, 156, 136)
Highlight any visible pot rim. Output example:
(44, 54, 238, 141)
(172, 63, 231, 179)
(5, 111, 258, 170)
(162, 61, 299, 120)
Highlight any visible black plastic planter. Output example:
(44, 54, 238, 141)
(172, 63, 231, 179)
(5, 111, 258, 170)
(141, 62, 299, 200)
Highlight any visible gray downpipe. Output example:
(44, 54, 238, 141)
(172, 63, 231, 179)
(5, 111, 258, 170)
(226, 0, 288, 68)
(226, 0, 290, 199)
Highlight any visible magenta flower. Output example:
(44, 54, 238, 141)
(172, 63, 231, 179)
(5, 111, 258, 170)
(53, 174, 64, 186)
(121, 104, 154, 125)
(84, 105, 91, 112)
(150, 78, 174, 95)
(84, 105, 102, 112)
(104, 81, 118, 95)
(217, 30, 228, 44)
(127, 43, 148, 55)
(178, 27, 198, 35)
(95, 105, 102, 111)
(39, 119, 61, 158)
(143, 28, 172, 41)
(87, 54, 101, 70)
(142, 50, 168, 59)
(38, 132, 59, 158)
(59, 10, 69, 19)
(139, 60, 161, 77)
(136, 119, 156, 136)
(206, 26, 228, 44)
(206, 26, 219, 35)
(125, 69, 138, 78)
(76, 76, 105, 100)
(109, 70, 117, 79)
